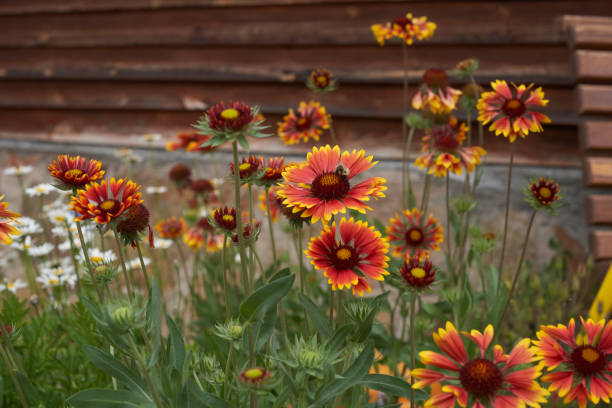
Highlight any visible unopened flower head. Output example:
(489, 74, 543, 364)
(168, 163, 192, 188)
(306, 68, 338, 94)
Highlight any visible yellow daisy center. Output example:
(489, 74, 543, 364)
(53, 269, 64, 275)
(36, 187, 45, 193)
(336, 248, 352, 260)
(100, 200, 117, 211)
(7, 283, 14, 289)
(65, 169, 83, 178)
(582, 348, 600, 364)
(539, 186, 552, 199)
(239, 163, 251, 171)
(222, 215, 234, 222)
(54, 216, 66, 222)
(410, 267, 426, 279)
(319, 173, 340, 187)
(245, 368, 264, 379)
(221, 108, 239, 120)
(49, 279, 59, 285)
(91, 256, 103, 263)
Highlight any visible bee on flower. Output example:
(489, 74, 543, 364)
(278, 101, 330, 145)
(477, 80, 550, 142)
(371, 13, 436, 46)
(386, 208, 443, 259)
(412, 68, 462, 114)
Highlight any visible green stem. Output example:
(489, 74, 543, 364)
(445, 174, 452, 276)
(135, 241, 151, 293)
(264, 187, 277, 263)
(469, 74, 484, 148)
(248, 184, 255, 291)
(222, 235, 231, 319)
(329, 287, 334, 327)
(112, 229, 134, 301)
(420, 172, 431, 213)
(409, 293, 417, 408)
(65, 221, 81, 287)
(497, 144, 515, 295)
(497, 210, 537, 328)
(297, 227, 311, 335)
(176, 242, 191, 313)
(223, 344, 233, 399)
(0, 342, 28, 408)
(76, 220, 103, 301)
(127, 334, 164, 408)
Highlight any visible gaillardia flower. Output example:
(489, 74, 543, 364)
(71, 178, 143, 225)
(257, 156, 286, 187)
(387, 208, 443, 258)
(477, 80, 551, 142)
(412, 322, 549, 408)
(165, 130, 214, 152)
(306, 217, 389, 295)
(306, 68, 338, 94)
(278, 145, 387, 223)
(278, 101, 330, 145)
(371, 13, 436, 46)
(154, 217, 186, 239)
(525, 177, 561, 213)
(534, 317, 612, 408)
(168, 163, 192, 188)
(412, 69, 462, 114)
(0, 195, 20, 245)
(116, 204, 154, 248)
(48, 155, 105, 189)
(211, 207, 237, 232)
(239, 367, 270, 386)
(229, 155, 262, 182)
(415, 118, 487, 178)
(400, 255, 437, 290)
(183, 227, 204, 250)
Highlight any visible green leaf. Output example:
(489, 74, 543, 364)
(311, 341, 374, 406)
(255, 306, 277, 351)
(15, 371, 40, 405)
(66, 388, 156, 407)
(237, 134, 250, 150)
(240, 274, 295, 320)
(188, 383, 234, 408)
(0, 375, 3, 408)
(325, 324, 354, 353)
(359, 374, 426, 401)
(83, 345, 151, 400)
(146, 278, 162, 369)
(298, 294, 333, 339)
(166, 315, 186, 372)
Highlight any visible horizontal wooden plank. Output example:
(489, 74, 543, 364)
(586, 195, 612, 226)
(0, 80, 574, 121)
(580, 121, 612, 151)
(0, 109, 580, 167)
(576, 85, 612, 114)
(1, 1, 607, 47)
(560, 15, 612, 31)
(584, 157, 612, 187)
(589, 230, 612, 260)
(0, 45, 572, 85)
(568, 22, 612, 50)
(575, 50, 612, 82)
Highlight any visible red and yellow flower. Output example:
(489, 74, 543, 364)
(71, 178, 143, 225)
(307, 68, 338, 94)
(205, 101, 255, 132)
(412, 69, 462, 114)
(415, 118, 487, 178)
(48, 155, 105, 189)
(205, 233, 224, 253)
(477, 80, 551, 142)
(155, 217, 187, 239)
(412, 322, 549, 408)
(387, 208, 443, 258)
(183, 227, 204, 250)
(211, 207, 238, 232)
(277, 145, 387, 223)
(400, 255, 437, 290)
(258, 156, 286, 186)
(239, 367, 270, 386)
(278, 101, 330, 145)
(165, 130, 214, 152)
(230, 155, 262, 181)
(258, 187, 281, 223)
(371, 13, 436, 46)
(306, 217, 389, 295)
(0, 195, 20, 245)
(534, 317, 612, 408)
(528, 177, 560, 207)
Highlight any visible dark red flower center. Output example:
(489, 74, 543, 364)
(316, 75, 329, 87)
(405, 227, 424, 246)
(393, 16, 412, 28)
(502, 98, 526, 118)
(571, 346, 606, 375)
(295, 116, 312, 131)
(98, 199, 121, 214)
(331, 245, 358, 270)
(459, 358, 503, 398)
(432, 126, 460, 151)
(422, 68, 449, 89)
(311, 171, 350, 201)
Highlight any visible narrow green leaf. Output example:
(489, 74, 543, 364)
(66, 388, 155, 407)
(325, 324, 354, 353)
(237, 134, 250, 150)
(359, 374, 427, 401)
(240, 274, 295, 320)
(15, 371, 39, 405)
(255, 306, 277, 351)
(83, 345, 151, 400)
(166, 315, 186, 372)
(298, 294, 333, 339)
(188, 383, 234, 408)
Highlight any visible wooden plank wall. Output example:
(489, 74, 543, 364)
(0, 0, 611, 165)
(565, 15, 612, 260)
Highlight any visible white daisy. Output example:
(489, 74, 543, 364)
(0, 279, 27, 293)
(146, 186, 168, 195)
(143, 133, 162, 142)
(48, 209, 74, 225)
(128, 257, 150, 270)
(35, 275, 63, 288)
(199, 207, 209, 218)
(3, 165, 33, 176)
(153, 238, 173, 249)
(28, 243, 54, 257)
(84, 248, 117, 264)
(14, 217, 42, 235)
(25, 183, 55, 197)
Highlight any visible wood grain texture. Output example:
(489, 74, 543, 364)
(589, 230, 612, 260)
(586, 195, 612, 225)
(584, 157, 612, 187)
(568, 22, 612, 50)
(576, 85, 612, 115)
(575, 50, 612, 82)
(580, 121, 612, 151)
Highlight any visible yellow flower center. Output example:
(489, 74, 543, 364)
(505, 99, 521, 110)
(221, 108, 240, 120)
(316, 75, 327, 85)
(53, 269, 64, 275)
(36, 187, 45, 193)
(91, 256, 103, 263)
(297, 117, 308, 126)
(336, 248, 352, 260)
(410, 267, 426, 279)
(222, 215, 234, 222)
(7, 283, 14, 289)
(49, 279, 59, 285)
(582, 348, 600, 364)
(54, 216, 66, 222)
(64, 169, 84, 178)
(539, 186, 552, 199)
(409, 229, 423, 242)
(244, 368, 264, 379)
(100, 200, 117, 211)
(239, 163, 251, 171)
(319, 173, 340, 187)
